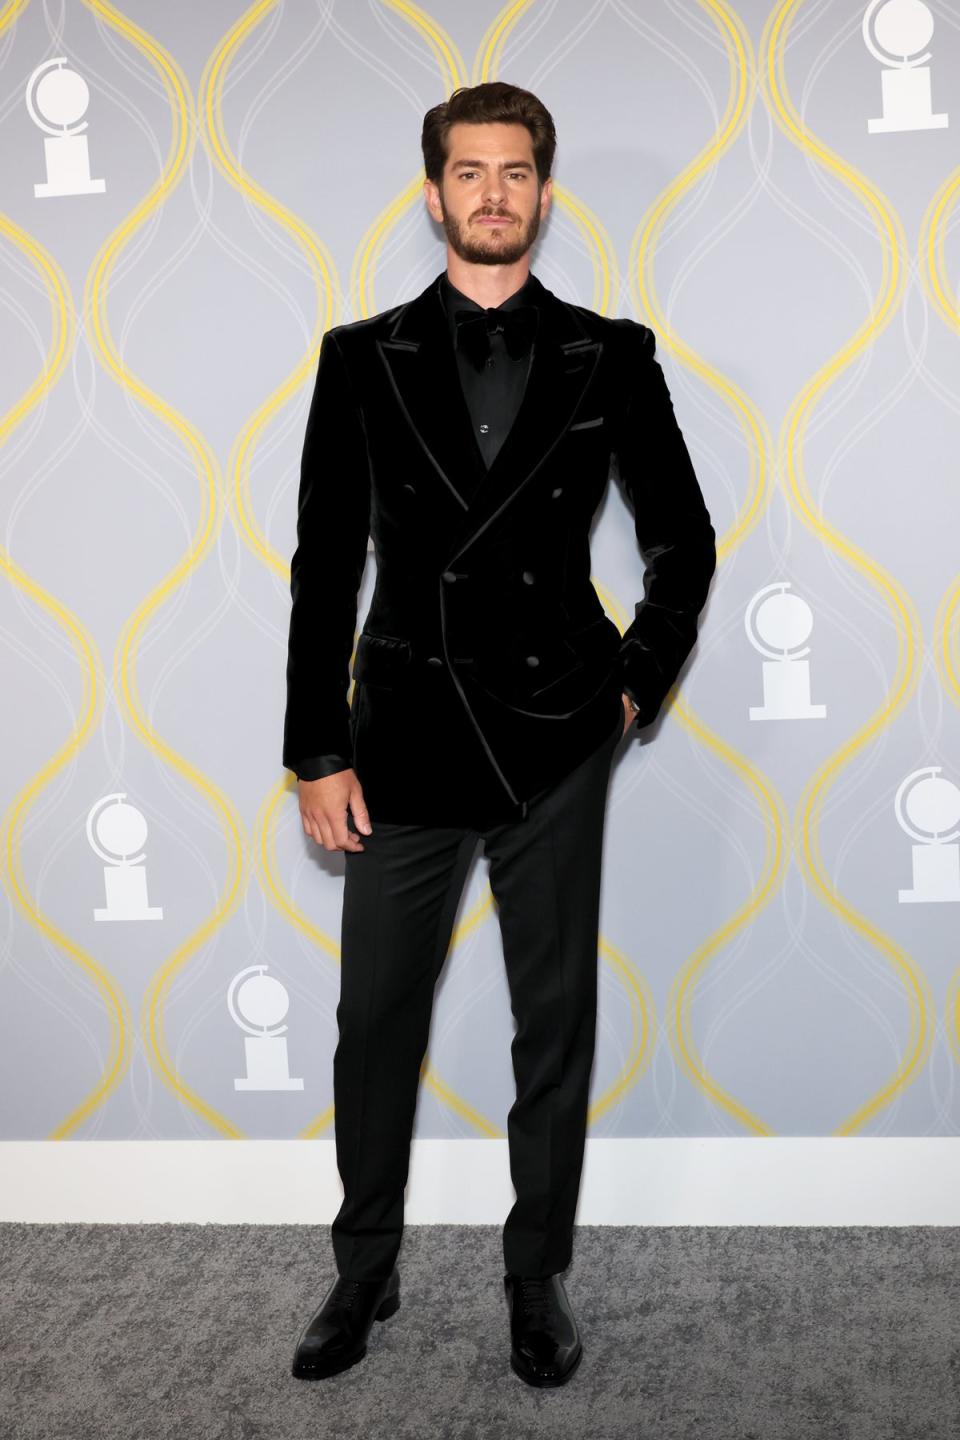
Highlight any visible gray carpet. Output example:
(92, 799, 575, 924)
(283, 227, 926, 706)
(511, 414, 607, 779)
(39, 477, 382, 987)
(2, 1224, 959, 1439)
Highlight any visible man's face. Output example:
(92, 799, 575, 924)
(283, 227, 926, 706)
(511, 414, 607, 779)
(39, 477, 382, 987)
(425, 121, 552, 266)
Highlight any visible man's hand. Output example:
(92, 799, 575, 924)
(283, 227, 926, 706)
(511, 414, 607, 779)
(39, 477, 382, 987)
(621, 692, 637, 737)
(298, 769, 372, 852)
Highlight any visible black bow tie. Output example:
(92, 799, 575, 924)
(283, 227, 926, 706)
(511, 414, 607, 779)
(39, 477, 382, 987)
(453, 303, 538, 371)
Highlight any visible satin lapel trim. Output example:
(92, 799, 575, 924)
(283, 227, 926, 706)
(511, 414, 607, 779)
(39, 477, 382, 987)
(376, 272, 603, 564)
(376, 280, 486, 513)
(447, 321, 602, 565)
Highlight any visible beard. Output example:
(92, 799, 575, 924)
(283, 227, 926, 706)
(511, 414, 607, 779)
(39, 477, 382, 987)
(439, 188, 542, 266)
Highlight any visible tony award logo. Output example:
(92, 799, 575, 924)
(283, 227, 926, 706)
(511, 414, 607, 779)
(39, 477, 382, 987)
(229, 965, 304, 1092)
(863, 0, 948, 133)
(895, 767, 960, 903)
(26, 57, 106, 198)
(746, 583, 826, 721)
(87, 794, 163, 922)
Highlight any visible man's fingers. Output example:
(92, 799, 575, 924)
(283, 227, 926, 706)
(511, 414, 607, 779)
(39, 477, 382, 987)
(348, 786, 372, 835)
(298, 772, 366, 852)
(301, 803, 365, 851)
(302, 809, 333, 850)
(331, 802, 365, 852)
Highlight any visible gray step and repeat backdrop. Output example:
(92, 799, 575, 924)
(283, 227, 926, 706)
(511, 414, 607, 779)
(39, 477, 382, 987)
(2, 0, 958, 1147)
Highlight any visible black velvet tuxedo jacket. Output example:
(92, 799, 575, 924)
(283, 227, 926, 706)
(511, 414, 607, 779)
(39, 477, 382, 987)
(282, 269, 717, 827)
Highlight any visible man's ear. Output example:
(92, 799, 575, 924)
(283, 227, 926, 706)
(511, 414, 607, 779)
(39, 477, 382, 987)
(423, 177, 441, 223)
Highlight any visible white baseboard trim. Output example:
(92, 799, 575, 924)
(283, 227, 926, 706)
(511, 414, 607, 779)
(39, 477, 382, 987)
(4, 1139, 960, 1225)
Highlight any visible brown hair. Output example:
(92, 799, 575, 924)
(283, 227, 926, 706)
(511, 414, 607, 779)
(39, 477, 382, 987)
(421, 82, 556, 189)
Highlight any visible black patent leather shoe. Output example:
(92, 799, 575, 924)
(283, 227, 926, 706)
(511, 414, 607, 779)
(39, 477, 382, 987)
(503, 1271, 583, 1387)
(291, 1267, 400, 1380)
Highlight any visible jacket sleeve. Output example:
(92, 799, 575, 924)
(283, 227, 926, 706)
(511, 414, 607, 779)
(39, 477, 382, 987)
(282, 328, 371, 779)
(612, 324, 717, 727)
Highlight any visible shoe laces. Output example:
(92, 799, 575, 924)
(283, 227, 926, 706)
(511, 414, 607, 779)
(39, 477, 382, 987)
(517, 1277, 555, 1320)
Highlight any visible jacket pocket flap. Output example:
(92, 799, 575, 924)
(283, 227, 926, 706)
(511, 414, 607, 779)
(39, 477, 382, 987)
(353, 632, 412, 687)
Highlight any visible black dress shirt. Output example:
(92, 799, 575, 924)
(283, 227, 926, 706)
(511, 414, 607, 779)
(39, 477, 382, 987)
(438, 270, 539, 486)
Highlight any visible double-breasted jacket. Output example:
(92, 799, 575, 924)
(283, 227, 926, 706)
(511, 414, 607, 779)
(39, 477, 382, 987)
(282, 270, 717, 825)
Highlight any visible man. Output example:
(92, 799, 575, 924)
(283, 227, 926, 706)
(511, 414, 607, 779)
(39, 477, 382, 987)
(283, 81, 716, 1386)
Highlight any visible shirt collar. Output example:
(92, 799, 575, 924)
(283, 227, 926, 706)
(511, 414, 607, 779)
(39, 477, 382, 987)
(440, 270, 540, 343)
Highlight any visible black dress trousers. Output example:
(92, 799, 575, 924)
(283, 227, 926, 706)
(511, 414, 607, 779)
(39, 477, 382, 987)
(330, 693, 624, 1281)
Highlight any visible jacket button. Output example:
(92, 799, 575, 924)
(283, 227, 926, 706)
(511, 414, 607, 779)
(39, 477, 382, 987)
(525, 654, 540, 667)
(427, 655, 443, 666)
(403, 483, 416, 494)
(441, 570, 456, 583)
(522, 570, 535, 584)
(551, 486, 563, 498)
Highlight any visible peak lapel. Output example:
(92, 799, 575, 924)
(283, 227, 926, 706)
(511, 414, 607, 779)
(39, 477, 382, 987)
(376, 273, 486, 514)
(376, 271, 603, 564)
(447, 279, 602, 562)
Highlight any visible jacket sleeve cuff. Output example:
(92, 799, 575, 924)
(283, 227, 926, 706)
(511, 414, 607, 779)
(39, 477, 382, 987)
(616, 644, 668, 727)
(290, 753, 353, 782)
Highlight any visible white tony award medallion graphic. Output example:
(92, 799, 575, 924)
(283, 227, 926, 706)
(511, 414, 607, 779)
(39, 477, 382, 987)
(745, 583, 827, 722)
(863, 0, 948, 134)
(87, 793, 163, 922)
(26, 58, 106, 198)
(229, 966, 304, 1092)
(895, 768, 960, 904)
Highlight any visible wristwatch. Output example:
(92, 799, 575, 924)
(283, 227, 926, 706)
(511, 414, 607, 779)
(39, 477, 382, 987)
(624, 689, 640, 716)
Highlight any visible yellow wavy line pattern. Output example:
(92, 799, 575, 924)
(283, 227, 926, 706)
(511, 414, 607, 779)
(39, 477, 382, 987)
(79, 1, 250, 1138)
(6, 0, 944, 1142)
(474, 0, 536, 84)
(920, 165, 960, 1065)
(0, 0, 140, 1141)
(199, 0, 347, 1139)
(625, 1, 788, 1134)
(0, 213, 137, 1139)
(762, 0, 933, 1133)
(590, 939, 656, 1124)
(199, 0, 341, 575)
(350, 2, 465, 319)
